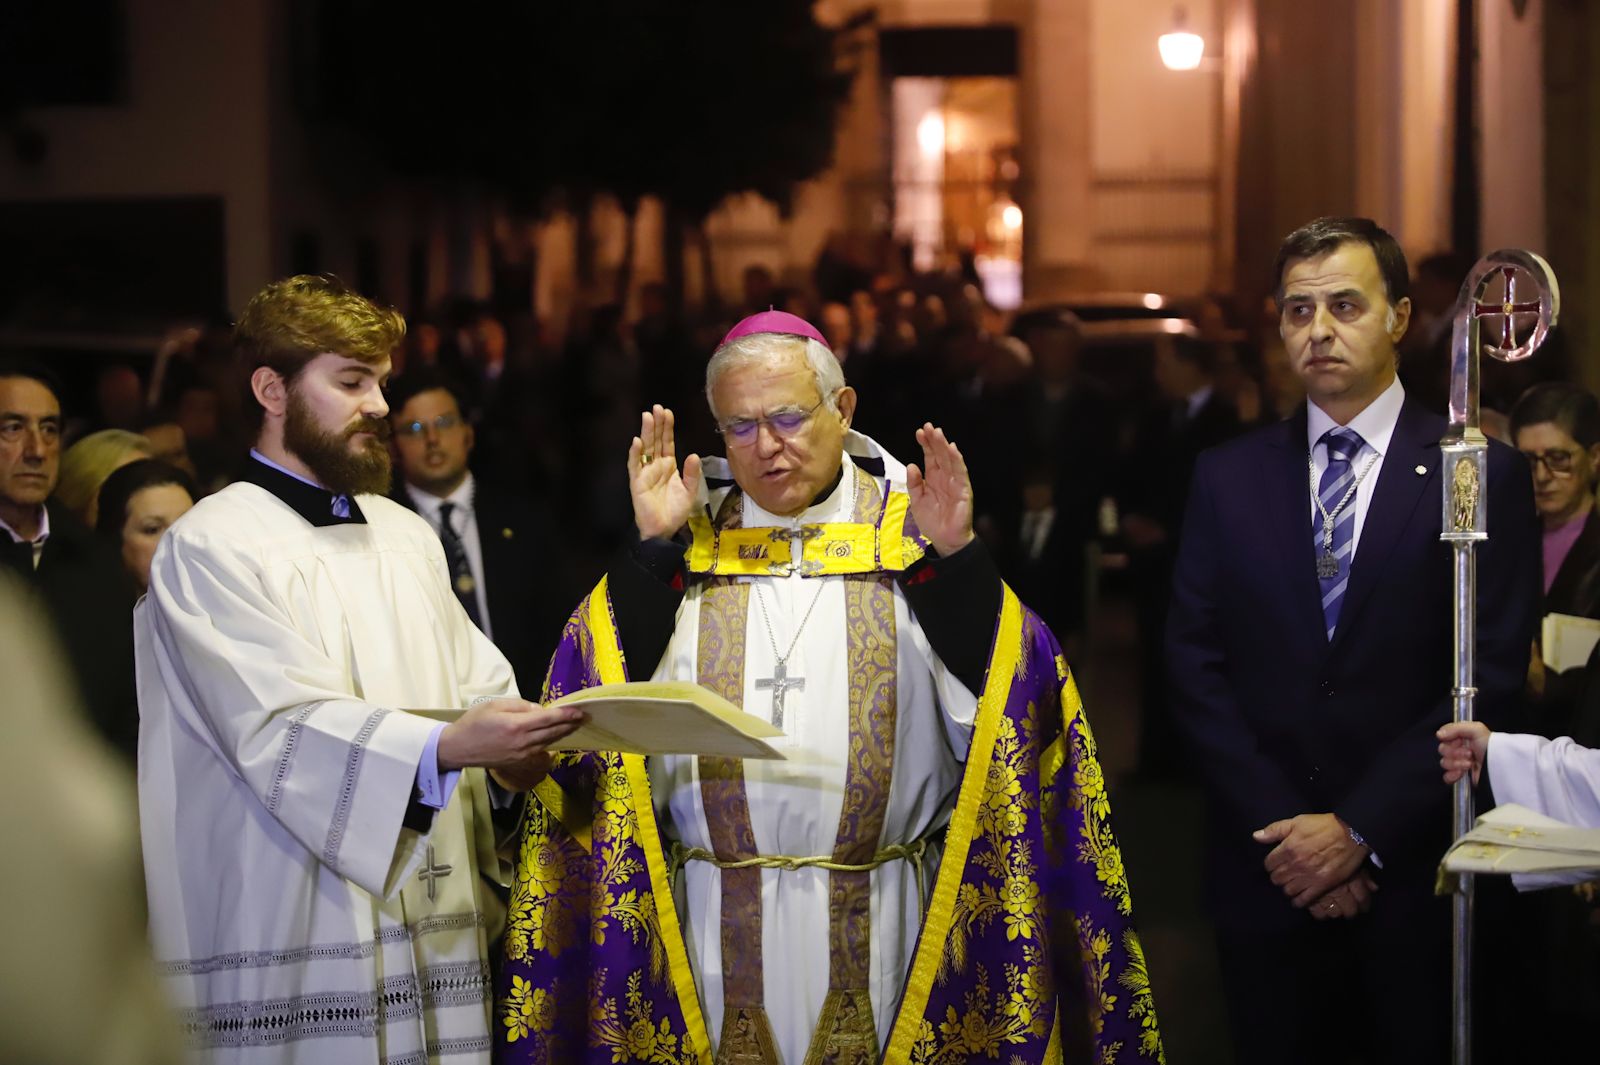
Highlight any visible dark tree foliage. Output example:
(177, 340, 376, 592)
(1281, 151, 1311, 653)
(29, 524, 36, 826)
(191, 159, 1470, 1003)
(311, 0, 856, 222)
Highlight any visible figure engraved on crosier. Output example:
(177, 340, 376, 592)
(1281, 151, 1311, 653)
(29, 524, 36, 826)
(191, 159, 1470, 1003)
(1451, 458, 1479, 532)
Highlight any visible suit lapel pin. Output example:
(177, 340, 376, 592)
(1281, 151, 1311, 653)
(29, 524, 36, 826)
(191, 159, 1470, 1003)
(502, 527, 514, 540)
(1414, 464, 1427, 475)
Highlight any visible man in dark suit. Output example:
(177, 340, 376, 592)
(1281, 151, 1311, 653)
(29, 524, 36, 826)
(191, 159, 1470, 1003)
(1122, 332, 1241, 777)
(1166, 217, 1541, 1064)
(1003, 316, 1113, 646)
(388, 369, 571, 691)
(0, 360, 138, 754)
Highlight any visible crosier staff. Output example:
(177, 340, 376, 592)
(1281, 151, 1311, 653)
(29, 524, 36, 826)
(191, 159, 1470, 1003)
(1439, 249, 1559, 1065)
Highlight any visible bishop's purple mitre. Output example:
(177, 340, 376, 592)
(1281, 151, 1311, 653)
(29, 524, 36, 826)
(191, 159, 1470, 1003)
(719, 309, 830, 349)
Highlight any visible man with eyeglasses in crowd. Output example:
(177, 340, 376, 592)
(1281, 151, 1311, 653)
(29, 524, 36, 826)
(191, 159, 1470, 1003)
(494, 310, 1163, 1064)
(0, 359, 136, 746)
(388, 368, 571, 688)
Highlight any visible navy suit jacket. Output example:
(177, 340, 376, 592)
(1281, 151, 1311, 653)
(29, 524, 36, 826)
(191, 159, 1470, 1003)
(393, 483, 575, 694)
(1166, 397, 1541, 929)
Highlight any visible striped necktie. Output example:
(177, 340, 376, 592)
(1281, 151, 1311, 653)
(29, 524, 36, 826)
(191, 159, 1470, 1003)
(437, 502, 483, 628)
(1315, 427, 1366, 639)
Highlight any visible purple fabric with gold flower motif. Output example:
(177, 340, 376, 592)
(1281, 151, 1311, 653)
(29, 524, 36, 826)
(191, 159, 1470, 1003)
(494, 587, 1165, 1064)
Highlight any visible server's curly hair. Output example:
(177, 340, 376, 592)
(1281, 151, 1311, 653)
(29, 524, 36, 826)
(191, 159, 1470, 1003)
(235, 274, 405, 386)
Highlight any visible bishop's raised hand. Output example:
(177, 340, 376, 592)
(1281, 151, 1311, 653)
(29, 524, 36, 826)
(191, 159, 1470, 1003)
(629, 404, 702, 541)
(906, 422, 975, 558)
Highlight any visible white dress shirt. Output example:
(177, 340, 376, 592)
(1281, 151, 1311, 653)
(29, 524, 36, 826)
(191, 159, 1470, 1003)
(0, 505, 49, 569)
(1306, 377, 1406, 558)
(1020, 506, 1056, 562)
(406, 473, 492, 639)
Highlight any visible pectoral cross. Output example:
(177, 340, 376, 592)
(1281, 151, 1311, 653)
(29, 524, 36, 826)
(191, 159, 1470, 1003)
(417, 846, 453, 901)
(754, 660, 805, 729)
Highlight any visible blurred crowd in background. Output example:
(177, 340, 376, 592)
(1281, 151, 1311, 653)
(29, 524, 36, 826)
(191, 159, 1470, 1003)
(4, 238, 1579, 768)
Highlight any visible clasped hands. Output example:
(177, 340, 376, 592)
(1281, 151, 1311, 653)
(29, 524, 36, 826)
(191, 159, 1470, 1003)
(1254, 812, 1376, 920)
(1273, 724, 1494, 917)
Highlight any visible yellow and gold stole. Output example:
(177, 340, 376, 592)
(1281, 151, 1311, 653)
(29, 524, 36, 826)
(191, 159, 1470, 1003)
(688, 474, 912, 1064)
(684, 477, 925, 580)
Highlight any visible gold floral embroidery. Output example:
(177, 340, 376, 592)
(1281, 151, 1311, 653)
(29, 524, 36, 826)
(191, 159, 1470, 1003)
(944, 710, 1047, 980)
(510, 585, 719, 1063)
(506, 800, 587, 963)
(501, 975, 556, 1043)
(1077, 919, 1123, 1064)
(501, 973, 562, 1060)
(508, 754, 686, 1058)
(520, 586, 1164, 1063)
(917, 699, 1056, 1061)
(1007, 960, 1050, 1033)
(541, 610, 584, 702)
(1118, 930, 1165, 1063)
(583, 759, 667, 972)
(511, 759, 699, 1062)
(590, 970, 698, 1065)
(1001, 878, 1042, 941)
(1068, 709, 1131, 917)
(908, 953, 1052, 1064)
(916, 643, 1162, 1063)
(1079, 920, 1116, 1033)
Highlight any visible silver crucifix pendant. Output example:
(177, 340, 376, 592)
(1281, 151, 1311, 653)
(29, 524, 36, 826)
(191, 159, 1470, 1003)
(754, 659, 805, 729)
(1316, 552, 1339, 579)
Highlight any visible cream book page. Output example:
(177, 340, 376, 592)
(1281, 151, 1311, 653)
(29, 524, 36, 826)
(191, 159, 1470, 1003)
(1541, 612, 1600, 673)
(546, 681, 786, 759)
(402, 682, 786, 759)
(1442, 803, 1600, 876)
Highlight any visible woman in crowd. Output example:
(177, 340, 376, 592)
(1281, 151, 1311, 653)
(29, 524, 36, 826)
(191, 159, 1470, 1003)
(1464, 381, 1600, 1059)
(1510, 382, 1600, 737)
(94, 459, 195, 593)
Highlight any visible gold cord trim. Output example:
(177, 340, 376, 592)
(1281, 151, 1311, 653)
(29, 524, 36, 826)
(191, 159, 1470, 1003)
(669, 838, 932, 916)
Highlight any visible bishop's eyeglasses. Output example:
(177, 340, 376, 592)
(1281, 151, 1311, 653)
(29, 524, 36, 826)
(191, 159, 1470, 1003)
(395, 413, 464, 438)
(1520, 447, 1581, 475)
(717, 395, 830, 446)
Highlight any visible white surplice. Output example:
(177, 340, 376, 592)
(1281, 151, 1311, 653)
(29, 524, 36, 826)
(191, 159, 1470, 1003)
(137, 482, 519, 1064)
(1489, 733, 1600, 829)
(647, 446, 979, 1063)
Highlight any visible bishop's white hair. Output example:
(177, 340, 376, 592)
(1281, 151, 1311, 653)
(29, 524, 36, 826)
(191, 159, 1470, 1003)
(704, 333, 846, 421)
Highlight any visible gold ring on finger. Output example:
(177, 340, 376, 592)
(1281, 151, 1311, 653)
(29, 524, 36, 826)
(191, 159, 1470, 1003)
(641, 453, 653, 466)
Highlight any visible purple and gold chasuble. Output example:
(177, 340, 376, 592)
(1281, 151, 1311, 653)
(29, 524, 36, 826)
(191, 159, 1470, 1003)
(496, 456, 1163, 1064)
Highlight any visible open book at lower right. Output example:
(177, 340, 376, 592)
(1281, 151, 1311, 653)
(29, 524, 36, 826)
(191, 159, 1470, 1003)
(1440, 803, 1600, 891)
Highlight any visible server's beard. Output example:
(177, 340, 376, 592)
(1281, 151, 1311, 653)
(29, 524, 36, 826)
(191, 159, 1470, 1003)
(283, 391, 392, 497)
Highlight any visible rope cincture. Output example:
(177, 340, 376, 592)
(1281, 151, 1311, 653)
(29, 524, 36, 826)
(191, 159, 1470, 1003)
(668, 837, 933, 916)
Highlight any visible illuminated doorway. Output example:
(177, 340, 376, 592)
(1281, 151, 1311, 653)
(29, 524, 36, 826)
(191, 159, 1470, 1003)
(882, 28, 1022, 308)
